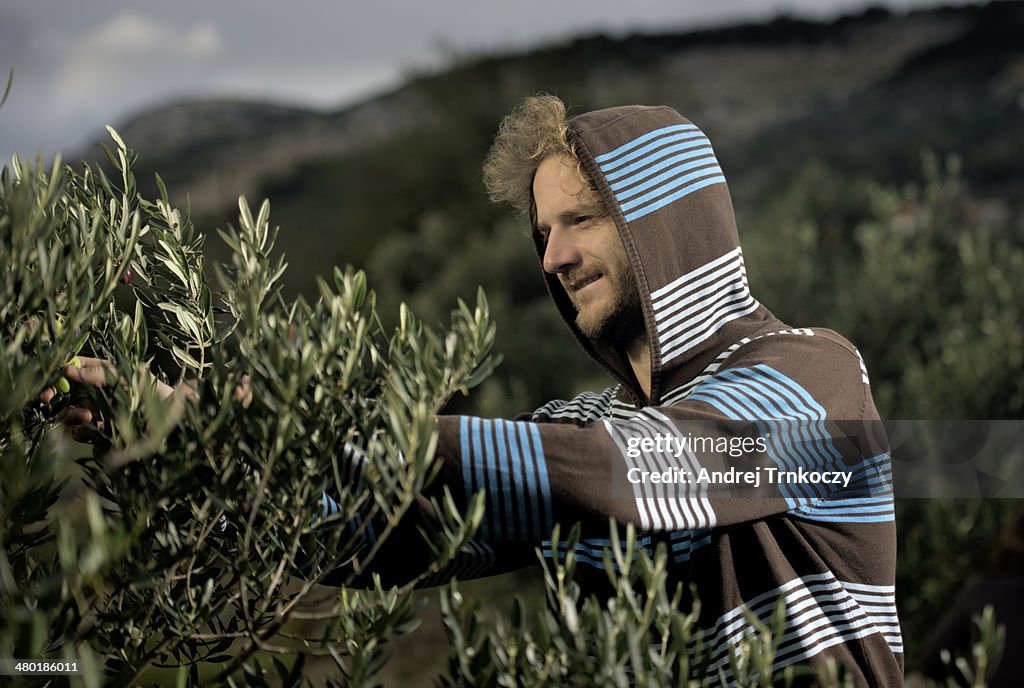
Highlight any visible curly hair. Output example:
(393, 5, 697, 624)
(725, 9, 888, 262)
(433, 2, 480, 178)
(482, 95, 582, 218)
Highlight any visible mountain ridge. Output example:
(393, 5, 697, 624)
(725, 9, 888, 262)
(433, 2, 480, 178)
(89, 2, 1024, 221)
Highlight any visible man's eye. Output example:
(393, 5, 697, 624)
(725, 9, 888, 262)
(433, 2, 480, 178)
(574, 215, 592, 225)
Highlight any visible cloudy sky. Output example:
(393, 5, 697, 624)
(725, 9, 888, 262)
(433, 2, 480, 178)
(0, 0, 983, 162)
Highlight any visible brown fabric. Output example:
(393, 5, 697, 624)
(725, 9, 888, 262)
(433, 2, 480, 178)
(550, 105, 775, 403)
(363, 105, 903, 685)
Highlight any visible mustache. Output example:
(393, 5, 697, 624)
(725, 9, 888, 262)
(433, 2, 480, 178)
(560, 269, 601, 291)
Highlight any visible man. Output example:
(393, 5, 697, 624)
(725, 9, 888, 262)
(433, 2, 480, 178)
(54, 96, 902, 684)
(374, 96, 901, 684)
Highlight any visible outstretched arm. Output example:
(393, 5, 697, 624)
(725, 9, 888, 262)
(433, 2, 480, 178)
(429, 333, 889, 542)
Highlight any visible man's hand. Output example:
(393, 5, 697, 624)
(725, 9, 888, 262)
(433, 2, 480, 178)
(39, 357, 250, 443)
(39, 356, 184, 443)
(37, 357, 111, 442)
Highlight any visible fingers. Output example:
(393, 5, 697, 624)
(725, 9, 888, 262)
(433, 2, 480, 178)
(38, 356, 83, 405)
(63, 357, 116, 388)
(58, 401, 105, 444)
(59, 403, 94, 425)
(38, 387, 56, 405)
(154, 378, 175, 400)
(233, 374, 253, 408)
(72, 356, 114, 370)
(67, 358, 175, 400)
(71, 421, 104, 444)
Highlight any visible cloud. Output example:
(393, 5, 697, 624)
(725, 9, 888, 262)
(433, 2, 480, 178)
(0, 10, 228, 160)
(74, 12, 220, 58)
(49, 11, 223, 110)
(0, 0, 988, 163)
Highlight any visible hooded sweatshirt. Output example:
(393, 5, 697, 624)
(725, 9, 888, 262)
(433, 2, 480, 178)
(341, 106, 902, 685)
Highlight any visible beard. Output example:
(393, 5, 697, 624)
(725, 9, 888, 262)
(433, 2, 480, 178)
(573, 273, 645, 347)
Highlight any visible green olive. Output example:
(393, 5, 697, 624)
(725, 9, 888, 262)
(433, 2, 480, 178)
(69, 356, 82, 368)
(56, 377, 71, 394)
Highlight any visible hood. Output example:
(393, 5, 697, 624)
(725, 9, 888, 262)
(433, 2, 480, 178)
(533, 105, 777, 405)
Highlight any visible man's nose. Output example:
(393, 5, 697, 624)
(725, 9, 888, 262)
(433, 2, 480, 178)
(542, 227, 581, 274)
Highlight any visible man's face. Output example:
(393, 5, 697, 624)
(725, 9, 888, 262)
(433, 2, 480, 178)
(533, 154, 643, 345)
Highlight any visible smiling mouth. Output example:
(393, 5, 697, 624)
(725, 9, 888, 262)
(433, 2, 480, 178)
(566, 273, 602, 293)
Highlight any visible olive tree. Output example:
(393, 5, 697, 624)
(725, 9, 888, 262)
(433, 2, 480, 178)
(0, 130, 496, 686)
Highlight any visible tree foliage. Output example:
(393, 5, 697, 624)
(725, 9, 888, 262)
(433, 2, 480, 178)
(0, 132, 499, 686)
(440, 524, 841, 688)
(743, 154, 1024, 420)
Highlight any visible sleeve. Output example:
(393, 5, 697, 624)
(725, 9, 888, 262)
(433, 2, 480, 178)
(319, 491, 537, 589)
(316, 443, 536, 589)
(429, 333, 891, 539)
